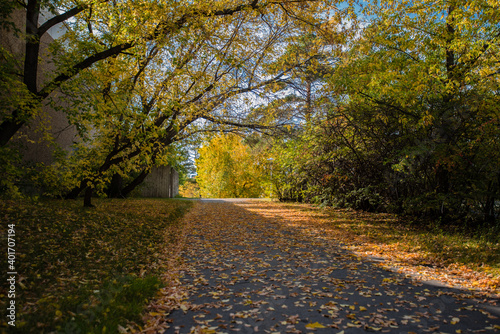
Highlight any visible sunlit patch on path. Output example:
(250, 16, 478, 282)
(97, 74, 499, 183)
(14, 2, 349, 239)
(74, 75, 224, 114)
(148, 200, 499, 333)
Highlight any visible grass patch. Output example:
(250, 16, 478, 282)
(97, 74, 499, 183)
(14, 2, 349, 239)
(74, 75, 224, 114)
(0, 198, 193, 333)
(333, 210, 500, 274)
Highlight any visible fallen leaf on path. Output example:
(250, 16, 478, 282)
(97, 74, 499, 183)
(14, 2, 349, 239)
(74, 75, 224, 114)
(305, 322, 327, 329)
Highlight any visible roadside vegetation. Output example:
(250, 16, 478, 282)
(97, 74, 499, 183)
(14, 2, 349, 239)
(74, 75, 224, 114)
(0, 198, 192, 333)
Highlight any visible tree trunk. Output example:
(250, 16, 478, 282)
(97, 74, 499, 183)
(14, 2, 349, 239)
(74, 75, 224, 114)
(65, 182, 86, 199)
(83, 186, 94, 207)
(305, 79, 312, 123)
(25, 0, 41, 94)
(121, 169, 149, 197)
(432, 5, 455, 219)
(107, 173, 124, 198)
(435, 164, 450, 194)
(0, 0, 41, 147)
(484, 196, 495, 223)
(445, 6, 455, 84)
(484, 180, 497, 223)
(0, 118, 27, 147)
(64, 190, 79, 200)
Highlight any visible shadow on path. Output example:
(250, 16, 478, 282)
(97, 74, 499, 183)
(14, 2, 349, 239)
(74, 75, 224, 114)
(164, 200, 499, 333)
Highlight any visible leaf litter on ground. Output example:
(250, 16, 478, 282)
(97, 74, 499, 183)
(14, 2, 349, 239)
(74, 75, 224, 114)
(0, 198, 193, 333)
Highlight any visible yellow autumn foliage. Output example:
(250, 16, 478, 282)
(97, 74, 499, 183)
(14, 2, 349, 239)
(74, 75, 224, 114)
(196, 134, 264, 198)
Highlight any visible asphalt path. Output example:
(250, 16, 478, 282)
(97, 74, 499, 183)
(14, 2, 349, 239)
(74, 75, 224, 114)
(164, 200, 499, 333)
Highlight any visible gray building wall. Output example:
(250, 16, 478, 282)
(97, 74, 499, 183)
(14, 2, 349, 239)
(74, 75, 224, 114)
(140, 166, 179, 198)
(2, 10, 178, 198)
(1, 9, 77, 164)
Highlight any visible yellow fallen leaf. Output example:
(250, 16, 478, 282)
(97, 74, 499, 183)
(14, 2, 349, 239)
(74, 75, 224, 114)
(366, 326, 382, 331)
(359, 306, 367, 311)
(149, 312, 163, 316)
(200, 329, 216, 334)
(451, 317, 460, 325)
(347, 322, 362, 328)
(305, 322, 327, 329)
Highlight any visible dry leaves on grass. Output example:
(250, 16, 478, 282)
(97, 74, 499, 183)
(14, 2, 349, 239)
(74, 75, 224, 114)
(140, 202, 201, 333)
(0, 198, 192, 333)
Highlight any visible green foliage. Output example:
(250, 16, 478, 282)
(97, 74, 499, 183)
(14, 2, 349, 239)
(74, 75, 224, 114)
(158, 143, 194, 187)
(0, 146, 24, 198)
(0, 46, 35, 122)
(0, 198, 192, 333)
(268, 136, 308, 202)
(0, 0, 18, 32)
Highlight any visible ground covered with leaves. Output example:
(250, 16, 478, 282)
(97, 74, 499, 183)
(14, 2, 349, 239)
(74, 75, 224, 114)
(148, 199, 499, 333)
(2, 198, 499, 333)
(0, 198, 193, 333)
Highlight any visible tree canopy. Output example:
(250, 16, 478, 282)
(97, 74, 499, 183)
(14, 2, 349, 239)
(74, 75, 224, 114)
(265, 0, 500, 225)
(0, 0, 343, 204)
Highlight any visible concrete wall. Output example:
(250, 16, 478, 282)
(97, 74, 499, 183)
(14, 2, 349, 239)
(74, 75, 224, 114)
(2, 10, 178, 198)
(1, 9, 77, 165)
(140, 166, 179, 198)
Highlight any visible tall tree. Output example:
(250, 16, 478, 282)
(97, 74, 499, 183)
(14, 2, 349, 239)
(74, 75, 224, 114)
(53, 0, 336, 206)
(265, 0, 500, 222)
